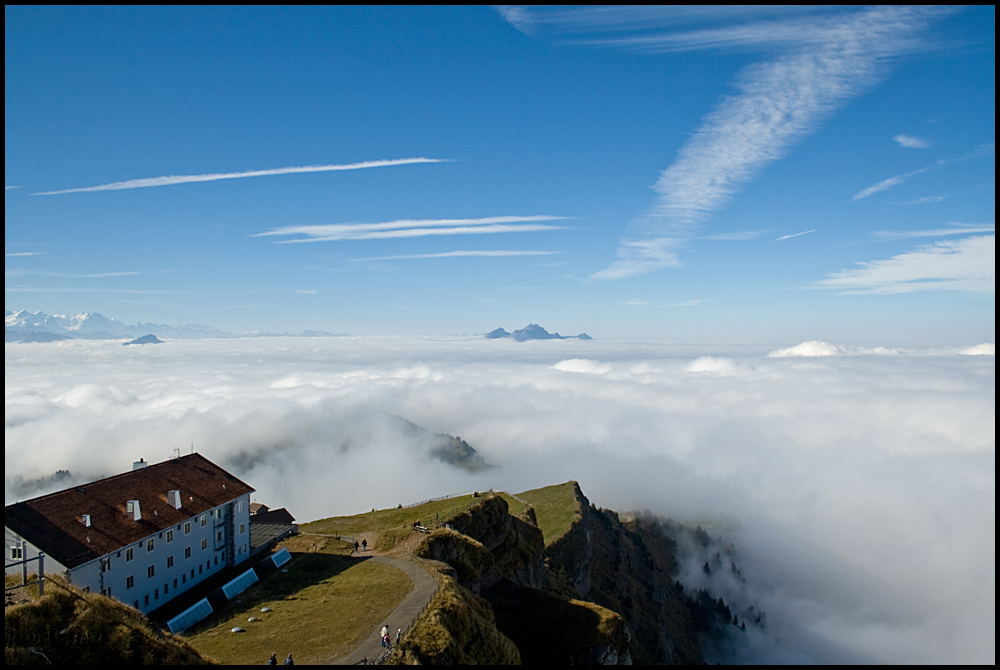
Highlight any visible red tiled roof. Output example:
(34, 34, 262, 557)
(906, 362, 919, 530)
(4, 453, 254, 569)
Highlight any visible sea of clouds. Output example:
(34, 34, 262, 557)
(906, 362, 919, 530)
(4, 336, 994, 663)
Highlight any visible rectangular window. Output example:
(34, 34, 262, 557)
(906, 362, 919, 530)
(126, 575, 135, 589)
(173, 578, 177, 589)
(167, 555, 174, 568)
(184, 522, 191, 535)
(10, 546, 23, 560)
(201, 539, 207, 550)
(200, 515, 207, 527)
(147, 565, 155, 578)
(239, 523, 245, 534)
(216, 530, 223, 544)
(125, 547, 134, 562)
(185, 547, 191, 559)
(166, 530, 173, 543)
(146, 539, 154, 552)
(144, 595, 149, 606)
(154, 588, 159, 600)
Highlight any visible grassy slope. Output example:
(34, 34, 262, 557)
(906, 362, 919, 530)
(516, 481, 580, 544)
(388, 565, 521, 665)
(6, 577, 210, 665)
(301, 492, 524, 553)
(184, 539, 411, 665)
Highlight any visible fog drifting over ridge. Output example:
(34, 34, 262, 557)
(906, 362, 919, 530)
(5, 336, 994, 663)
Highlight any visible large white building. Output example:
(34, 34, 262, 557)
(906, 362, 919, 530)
(5, 453, 254, 614)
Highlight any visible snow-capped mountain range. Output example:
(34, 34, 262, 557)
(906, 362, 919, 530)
(5, 310, 337, 342)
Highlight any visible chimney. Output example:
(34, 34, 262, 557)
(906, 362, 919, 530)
(168, 490, 182, 510)
(132, 458, 148, 471)
(126, 500, 142, 521)
(82, 514, 91, 527)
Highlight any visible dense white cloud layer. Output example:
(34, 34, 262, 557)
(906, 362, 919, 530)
(5, 336, 994, 663)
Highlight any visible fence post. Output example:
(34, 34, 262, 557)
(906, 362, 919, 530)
(39, 553, 45, 597)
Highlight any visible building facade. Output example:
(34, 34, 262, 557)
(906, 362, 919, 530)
(5, 453, 254, 614)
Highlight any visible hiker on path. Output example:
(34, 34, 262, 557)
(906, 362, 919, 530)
(381, 625, 389, 648)
(396, 628, 402, 646)
(268, 652, 277, 665)
(362, 538, 368, 551)
(354, 540, 359, 553)
(284, 653, 294, 665)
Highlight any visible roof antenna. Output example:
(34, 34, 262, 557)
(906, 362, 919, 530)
(190, 442, 194, 455)
(174, 446, 181, 460)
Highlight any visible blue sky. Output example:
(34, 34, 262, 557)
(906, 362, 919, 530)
(5, 6, 995, 343)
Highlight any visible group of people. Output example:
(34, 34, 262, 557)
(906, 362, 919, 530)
(380, 624, 401, 649)
(267, 652, 293, 665)
(353, 538, 368, 552)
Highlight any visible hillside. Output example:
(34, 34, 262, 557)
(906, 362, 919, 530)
(5, 577, 211, 665)
(7, 484, 733, 665)
(392, 484, 725, 664)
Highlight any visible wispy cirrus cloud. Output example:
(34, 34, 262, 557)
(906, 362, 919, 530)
(254, 215, 568, 243)
(853, 144, 995, 202)
(895, 134, 930, 148)
(852, 167, 930, 201)
(775, 229, 818, 242)
(624, 298, 704, 309)
(351, 250, 559, 262)
(817, 234, 995, 295)
(5, 269, 139, 279)
(5, 252, 44, 257)
(499, 6, 942, 280)
(31, 158, 447, 195)
(874, 222, 994, 239)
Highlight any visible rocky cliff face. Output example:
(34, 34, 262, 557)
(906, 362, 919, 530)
(544, 483, 705, 664)
(408, 488, 720, 665)
(413, 493, 633, 664)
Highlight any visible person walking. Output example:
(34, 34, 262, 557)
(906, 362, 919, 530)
(268, 652, 277, 665)
(380, 624, 389, 648)
(284, 653, 294, 665)
(362, 538, 368, 552)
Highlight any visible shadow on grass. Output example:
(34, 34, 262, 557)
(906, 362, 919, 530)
(181, 551, 371, 635)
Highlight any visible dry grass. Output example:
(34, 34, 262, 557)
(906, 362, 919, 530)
(5, 576, 210, 665)
(300, 492, 524, 556)
(516, 482, 580, 544)
(388, 568, 520, 665)
(184, 542, 412, 665)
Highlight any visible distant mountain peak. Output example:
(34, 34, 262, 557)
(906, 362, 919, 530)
(485, 324, 592, 341)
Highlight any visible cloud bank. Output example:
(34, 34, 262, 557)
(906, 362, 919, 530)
(5, 335, 994, 663)
(31, 158, 446, 195)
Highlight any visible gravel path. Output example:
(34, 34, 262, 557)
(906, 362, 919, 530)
(332, 556, 437, 665)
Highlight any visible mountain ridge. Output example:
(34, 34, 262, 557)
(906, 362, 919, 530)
(485, 323, 592, 342)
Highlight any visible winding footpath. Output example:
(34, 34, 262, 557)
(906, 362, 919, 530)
(332, 556, 437, 665)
